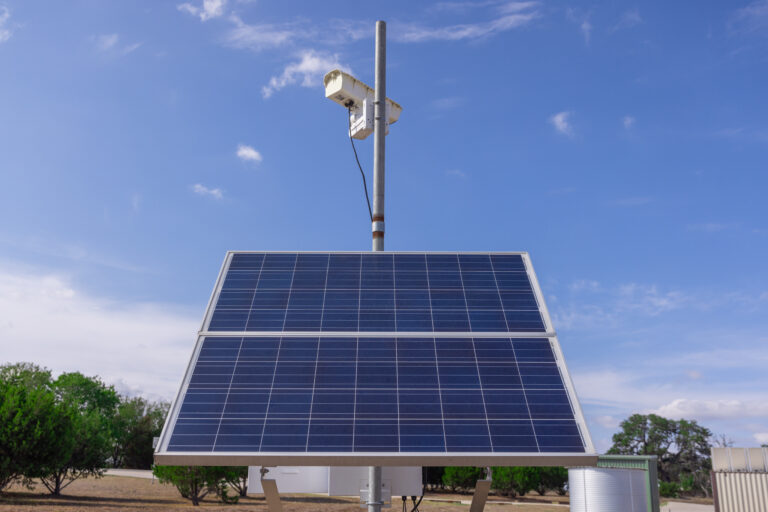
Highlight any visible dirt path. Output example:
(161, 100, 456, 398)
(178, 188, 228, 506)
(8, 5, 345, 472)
(0, 476, 569, 512)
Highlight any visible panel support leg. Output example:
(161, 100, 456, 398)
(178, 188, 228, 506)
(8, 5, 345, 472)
(367, 465, 383, 512)
(260, 467, 283, 512)
(469, 468, 492, 512)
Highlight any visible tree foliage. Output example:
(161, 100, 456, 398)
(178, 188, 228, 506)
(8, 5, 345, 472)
(111, 397, 169, 469)
(608, 413, 713, 497)
(442, 466, 485, 491)
(33, 372, 119, 495)
(220, 466, 249, 497)
(0, 378, 69, 493)
(153, 466, 240, 506)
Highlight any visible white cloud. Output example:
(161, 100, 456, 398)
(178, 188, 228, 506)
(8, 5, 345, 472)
(549, 111, 573, 136)
(687, 222, 735, 233)
(654, 399, 768, 420)
(611, 9, 643, 32)
(95, 33, 119, 51)
(93, 34, 142, 56)
(0, 6, 12, 44)
(131, 193, 141, 212)
(580, 20, 592, 43)
(730, 0, 768, 34)
(395, 9, 539, 42)
(0, 265, 198, 399)
(610, 196, 653, 207)
(567, 9, 591, 44)
(617, 283, 687, 315)
(755, 432, 768, 444)
(430, 97, 464, 111)
(178, 0, 227, 22)
(623, 116, 635, 129)
(236, 144, 262, 163)
(262, 50, 350, 99)
(192, 183, 224, 199)
(570, 279, 600, 292)
(594, 415, 620, 429)
(122, 42, 142, 55)
(225, 15, 298, 51)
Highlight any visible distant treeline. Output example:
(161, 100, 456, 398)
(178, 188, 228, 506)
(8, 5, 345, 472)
(0, 362, 168, 495)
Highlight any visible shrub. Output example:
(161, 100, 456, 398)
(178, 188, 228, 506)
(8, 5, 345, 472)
(442, 467, 485, 492)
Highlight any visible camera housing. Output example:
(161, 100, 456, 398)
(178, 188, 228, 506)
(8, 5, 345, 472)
(324, 69, 402, 140)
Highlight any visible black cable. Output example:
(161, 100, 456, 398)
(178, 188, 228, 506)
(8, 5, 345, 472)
(347, 106, 374, 222)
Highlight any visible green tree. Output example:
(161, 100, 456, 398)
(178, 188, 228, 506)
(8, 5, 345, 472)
(609, 413, 712, 497)
(0, 379, 69, 493)
(538, 467, 568, 496)
(153, 466, 235, 506)
(491, 467, 541, 497)
(111, 397, 169, 469)
(33, 372, 119, 495)
(0, 362, 52, 390)
(220, 466, 249, 497)
(442, 467, 484, 492)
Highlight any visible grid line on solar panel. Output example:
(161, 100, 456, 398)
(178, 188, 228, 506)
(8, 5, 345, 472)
(207, 253, 546, 333)
(166, 336, 584, 453)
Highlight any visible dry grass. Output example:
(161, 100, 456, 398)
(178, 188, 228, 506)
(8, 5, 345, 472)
(0, 476, 569, 511)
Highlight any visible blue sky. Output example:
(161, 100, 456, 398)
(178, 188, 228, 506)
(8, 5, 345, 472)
(1, 0, 767, 452)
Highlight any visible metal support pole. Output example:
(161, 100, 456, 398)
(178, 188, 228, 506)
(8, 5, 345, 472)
(367, 465, 383, 512)
(367, 19, 387, 512)
(371, 20, 386, 251)
(368, 21, 386, 510)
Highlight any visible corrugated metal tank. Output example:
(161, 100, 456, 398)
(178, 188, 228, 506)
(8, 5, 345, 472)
(569, 467, 648, 512)
(714, 472, 768, 512)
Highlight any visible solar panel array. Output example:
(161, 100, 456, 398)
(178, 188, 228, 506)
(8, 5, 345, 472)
(160, 252, 590, 459)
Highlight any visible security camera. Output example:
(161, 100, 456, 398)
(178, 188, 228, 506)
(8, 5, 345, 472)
(324, 69, 402, 140)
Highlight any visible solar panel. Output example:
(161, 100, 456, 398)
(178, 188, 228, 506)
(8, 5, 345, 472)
(156, 252, 595, 466)
(207, 253, 545, 333)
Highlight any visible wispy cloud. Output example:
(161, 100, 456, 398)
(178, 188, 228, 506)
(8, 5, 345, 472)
(0, 6, 13, 43)
(95, 33, 119, 51)
(131, 193, 141, 213)
(395, 11, 538, 43)
(654, 399, 768, 420)
(430, 97, 464, 111)
(730, 0, 768, 35)
(610, 8, 643, 32)
(0, 264, 197, 399)
(225, 15, 299, 52)
(567, 9, 592, 44)
(236, 144, 262, 163)
(623, 116, 635, 129)
(192, 183, 224, 199)
(687, 222, 736, 233)
(552, 280, 688, 329)
(755, 432, 768, 444)
(178, 0, 227, 22)
(93, 34, 142, 56)
(549, 111, 574, 136)
(262, 50, 350, 99)
(446, 169, 467, 178)
(610, 196, 653, 207)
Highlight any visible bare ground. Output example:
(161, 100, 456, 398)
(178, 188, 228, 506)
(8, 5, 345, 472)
(0, 476, 569, 512)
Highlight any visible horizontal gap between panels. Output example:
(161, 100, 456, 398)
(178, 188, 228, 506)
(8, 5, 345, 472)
(198, 331, 556, 338)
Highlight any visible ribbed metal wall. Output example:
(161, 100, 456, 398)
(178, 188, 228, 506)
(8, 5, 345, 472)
(569, 468, 648, 512)
(714, 472, 768, 512)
